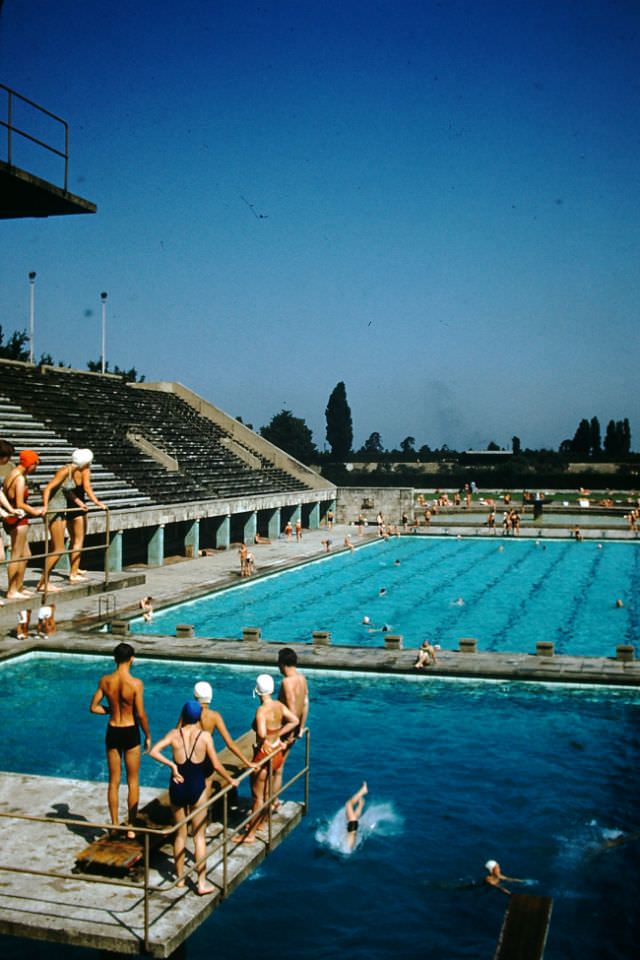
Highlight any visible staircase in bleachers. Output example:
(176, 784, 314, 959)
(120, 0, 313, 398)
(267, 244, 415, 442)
(0, 392, 152, 509)
(0, 362, 311, 505)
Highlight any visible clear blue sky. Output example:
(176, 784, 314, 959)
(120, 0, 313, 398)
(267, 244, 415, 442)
(1, 1, 638, 452)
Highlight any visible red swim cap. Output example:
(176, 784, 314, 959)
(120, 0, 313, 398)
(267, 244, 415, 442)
(19, 450, 40, 468)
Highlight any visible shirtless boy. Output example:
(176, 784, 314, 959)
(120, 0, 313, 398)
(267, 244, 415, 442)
(277, 647, 309, 746)
(90, 642, 151, 837)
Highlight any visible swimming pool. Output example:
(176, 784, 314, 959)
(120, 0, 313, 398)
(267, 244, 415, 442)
(131, 537, 640, 656)
(0, 654, 638, 960)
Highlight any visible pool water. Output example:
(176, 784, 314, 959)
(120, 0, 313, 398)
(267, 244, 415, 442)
(0, 654, 638, 960)
(131, 537, 640, 656)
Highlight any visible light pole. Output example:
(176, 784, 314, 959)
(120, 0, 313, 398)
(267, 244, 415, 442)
(28, 271, 36, 363)
(100, 291, 108, 374)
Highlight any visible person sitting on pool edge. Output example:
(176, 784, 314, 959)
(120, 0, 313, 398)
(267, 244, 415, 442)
(414, 639, 439, 668)
(484, 859, 525, 895)
(345, 781, 368, 851)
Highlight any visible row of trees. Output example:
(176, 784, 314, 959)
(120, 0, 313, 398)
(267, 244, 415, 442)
(560, 416, 632, 457)
(0, 324, 144, 382)
(258, 384, 634, 465)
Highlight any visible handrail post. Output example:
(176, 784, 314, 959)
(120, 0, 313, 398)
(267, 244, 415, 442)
(104, 507, 111, 589)
(7, 88, 12, 167)
(222, 790, 228, 896)
(267, 756, 273, 847)
(304, 728, 310, 815)
(42, 512, 50, 603)
(143, 832, 150, 952)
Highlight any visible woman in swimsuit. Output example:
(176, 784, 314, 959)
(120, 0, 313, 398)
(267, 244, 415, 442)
(345, 781, 368, 851)
(2, 450, 44, 600)
(150, 700, 237, 895)
(37, 448, 106, 591)
(234, 674, 298, 844)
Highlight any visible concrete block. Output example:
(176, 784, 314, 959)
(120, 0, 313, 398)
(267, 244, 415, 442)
(242, 627, 261, 643)
(176, 624, 195, 639)
(312, 630, 331, 645)
(616, 644, 635, 662)
(459, 637, 477, 653)
(536, 641, 554, 657)
(384, 634, 403, 650)
(110, 620, 129, 636)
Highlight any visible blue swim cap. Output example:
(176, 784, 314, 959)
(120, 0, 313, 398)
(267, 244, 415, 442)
(181, 700, 202, 724)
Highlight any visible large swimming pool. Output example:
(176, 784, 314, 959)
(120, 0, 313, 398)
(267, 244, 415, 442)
(0, 654, 638, 960)
(131, 537, 639, 656)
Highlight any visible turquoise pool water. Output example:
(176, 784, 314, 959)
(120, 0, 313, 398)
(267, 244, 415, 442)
(131, 537, 640, 655)
(0, 654, 638, 960)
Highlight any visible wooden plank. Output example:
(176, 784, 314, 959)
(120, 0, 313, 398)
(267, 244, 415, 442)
(493, 894, 553, 960)
(75, 729, 256, 875)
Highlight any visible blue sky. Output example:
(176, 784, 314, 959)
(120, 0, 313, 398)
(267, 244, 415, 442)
(1, 1, 638, 452)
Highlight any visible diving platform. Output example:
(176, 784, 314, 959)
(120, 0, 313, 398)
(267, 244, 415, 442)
(494, 893, 553, 960)
(0, 160, 96, 219)
(0, 732, 308, 956)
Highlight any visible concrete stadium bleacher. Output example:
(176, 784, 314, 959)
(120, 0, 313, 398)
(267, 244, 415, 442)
(0, 360, 311, 504)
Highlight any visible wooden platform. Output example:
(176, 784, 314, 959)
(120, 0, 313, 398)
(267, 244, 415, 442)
(494, 894, 553, 960)
(75, 731, 255, 877)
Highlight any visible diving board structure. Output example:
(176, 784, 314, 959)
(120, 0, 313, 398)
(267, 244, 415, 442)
(493, 893, 553, 960)
(0, 732, 308, 956)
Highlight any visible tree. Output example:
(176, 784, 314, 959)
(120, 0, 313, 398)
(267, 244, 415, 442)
(0, 326, 29, 360)
(571, 419, 592, 456)
(86, 359, 145, 382)
(487, 441, 500, 451)
(603, 418, 632, 456)
(604, 419, 617, 455)
(400, 436, 416, 456)
(260, 409, 317, 464)
(362, 432, 384, 454)
(512, 436, 521, 456)
(589, 417, 601, 455)
(325, 381, 353, 459)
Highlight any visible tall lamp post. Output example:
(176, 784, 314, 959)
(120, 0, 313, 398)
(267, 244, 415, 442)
(28, 271, 36, 363)
(100, 291, 108, 374)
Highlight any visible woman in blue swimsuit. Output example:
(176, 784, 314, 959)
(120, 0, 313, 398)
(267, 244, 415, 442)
(150, 700, 237, 895)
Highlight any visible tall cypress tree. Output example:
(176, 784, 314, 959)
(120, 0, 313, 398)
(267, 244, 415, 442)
(325, 381, 353, 459)
(589, 417, 601, 455)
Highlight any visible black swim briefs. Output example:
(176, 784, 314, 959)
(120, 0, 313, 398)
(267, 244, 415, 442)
(105, 724, 141, 753)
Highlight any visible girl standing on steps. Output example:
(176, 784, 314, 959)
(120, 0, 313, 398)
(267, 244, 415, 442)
(36, 448, 106, 591)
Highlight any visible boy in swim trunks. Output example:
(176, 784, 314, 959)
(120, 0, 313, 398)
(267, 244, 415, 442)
(90, 642, 151, 838)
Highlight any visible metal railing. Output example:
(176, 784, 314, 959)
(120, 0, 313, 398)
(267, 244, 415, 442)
(0, 83, 70, 190)
(0, 730, 310, 952)
(0, 506, 111, 607)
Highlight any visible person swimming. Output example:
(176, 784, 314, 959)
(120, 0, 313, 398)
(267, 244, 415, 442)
(484, 859, 525, 895)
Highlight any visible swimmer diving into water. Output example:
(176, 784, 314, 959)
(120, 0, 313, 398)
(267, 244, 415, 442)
(345, 781, 368, 851)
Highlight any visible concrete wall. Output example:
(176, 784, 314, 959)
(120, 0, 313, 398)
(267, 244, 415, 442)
(337, 487, 415, 524)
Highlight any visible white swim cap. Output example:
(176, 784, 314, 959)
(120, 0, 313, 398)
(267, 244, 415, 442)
(363, 616, 370, 624)
(194, 681, 213, 703)
(72, 448, 94, 467)
(254, 674, 274, 697)
(38, 606, 52, 619)
(485, 860, 498, 872)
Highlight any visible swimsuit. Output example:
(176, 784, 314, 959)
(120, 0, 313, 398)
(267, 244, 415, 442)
(347, 820, 358, 833)
(2, 481, 29, 531)
(169, 730, 207, 808)
(106, 723, 141, 754)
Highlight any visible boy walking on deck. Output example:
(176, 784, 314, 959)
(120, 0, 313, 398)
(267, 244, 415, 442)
(90, 642, 151, 838)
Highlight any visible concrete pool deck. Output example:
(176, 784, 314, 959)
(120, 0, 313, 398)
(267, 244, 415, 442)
(0, 524, 637, 686)
(0, 771, 303, 957)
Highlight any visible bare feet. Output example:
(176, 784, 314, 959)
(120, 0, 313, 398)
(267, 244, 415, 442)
(37, 584, 61, 592)
(69, 574, 89, 583)
(126, 829, 136, 840)
(7, 591, 29, 600)
(197, 883, 215, 895)
(176, 878, 185, 888)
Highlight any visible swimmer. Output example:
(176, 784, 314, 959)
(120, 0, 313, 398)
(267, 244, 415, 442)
(140, 596, 154, 622)
(379, 587, 387, 597)
(615, 599, 624, 608)
(394, 559, 401, 566)
(414, 639, 438, 668)
(452, 597, 465, 606)
(484, 860, 525, 895)
(362, 615, 371, 625)
(345, 781, 368, 851)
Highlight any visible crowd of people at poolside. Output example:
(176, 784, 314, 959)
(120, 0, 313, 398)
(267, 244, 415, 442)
(0, 439, 106, 604)
(90, 642, 310, 894)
